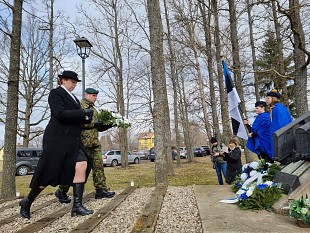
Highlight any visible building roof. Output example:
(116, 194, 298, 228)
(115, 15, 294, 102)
(138, 132, 154, 139)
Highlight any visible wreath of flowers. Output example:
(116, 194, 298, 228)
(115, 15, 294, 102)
(231, 160, 282, 210)
(98, 109, 131, 128)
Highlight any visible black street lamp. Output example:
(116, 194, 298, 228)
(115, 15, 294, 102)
(73, 37, 93, 97)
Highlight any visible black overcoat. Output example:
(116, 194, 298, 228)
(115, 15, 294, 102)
(30, 86, 91, 188)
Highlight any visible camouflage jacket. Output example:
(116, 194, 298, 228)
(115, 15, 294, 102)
(211, 144, 225, 164)
(80, 99, 100, 148)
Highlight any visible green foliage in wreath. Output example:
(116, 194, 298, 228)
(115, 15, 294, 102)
(262, 163, 280, 182)
(231, 175, 241, 193)
(98, 109, 117, 126)
(239, 186, 283, 211)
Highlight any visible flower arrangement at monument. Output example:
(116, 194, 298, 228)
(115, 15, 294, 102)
(98, 109, 131, 128)
(289, 194, 310, 226)
(229, 160, 282, 210)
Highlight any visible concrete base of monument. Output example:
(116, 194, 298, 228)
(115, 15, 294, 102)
(273, 160, 310, 215)
(194, 185, 309, 232)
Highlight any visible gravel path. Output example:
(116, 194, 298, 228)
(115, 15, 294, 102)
(156, 186, 202, 233)
(0, 186, 202, 233)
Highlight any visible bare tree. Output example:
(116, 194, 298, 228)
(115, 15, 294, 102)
(286, 0, 308, 115)
(147, 0, 170, 185)
(270, 0, 289, 105)
(245, 0, 260, 102)
(18, 11, 51, 147)
(163, 0, 179, 169)
(78, 0, 130, 167)
(1, 0, 23, 199)
(211, 0, 232, 143)
(198, 0, 221, 141)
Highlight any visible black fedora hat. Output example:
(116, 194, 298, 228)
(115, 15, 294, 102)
(58, 70, 81, 82)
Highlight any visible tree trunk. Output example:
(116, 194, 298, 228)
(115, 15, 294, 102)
(227, 0, 246, 117)
(163, 0, 178, 169)
(147, 0, 169, 185)
(198, 0, 220, 141)
(211, 0, 232, 144)
(1, 0, 23, 199)
(288, 0, 308, 115)
(246, 0, 259, 102)
(187, 5, 212, 140)
(111, 2, 128, 168)
(271, 0, 288, 106)
(48, 0, 54, 90)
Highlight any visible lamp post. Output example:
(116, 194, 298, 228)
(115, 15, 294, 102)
(73, 37, 93, 97)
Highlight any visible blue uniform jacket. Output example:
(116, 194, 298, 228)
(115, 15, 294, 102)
(246, 112, 273, 159)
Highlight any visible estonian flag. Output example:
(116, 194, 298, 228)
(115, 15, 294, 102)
(222, 60, 248, 140)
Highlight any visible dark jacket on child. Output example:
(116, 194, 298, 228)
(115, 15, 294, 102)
(223, 147, 242, 184)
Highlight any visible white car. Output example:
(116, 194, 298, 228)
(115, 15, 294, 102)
(102, 150, 140, 167)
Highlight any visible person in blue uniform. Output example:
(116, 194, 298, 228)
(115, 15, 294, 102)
(245, 101, 273, 162)
(266, 89, 292, 158)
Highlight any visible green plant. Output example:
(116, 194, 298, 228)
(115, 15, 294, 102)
(97, 109, 131, 128)
(290, 194, 310, 225)
(238, 185, 282, 211)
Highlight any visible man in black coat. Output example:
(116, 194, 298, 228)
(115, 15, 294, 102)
(20, 70, 94, 219)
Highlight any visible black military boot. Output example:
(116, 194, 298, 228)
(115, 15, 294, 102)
(71, 183, 94, 217)
(95, 188, 116, 199)
(19, 198, 31, 219)
(19, 187, 43, 219)
(55, 189, 71, 204)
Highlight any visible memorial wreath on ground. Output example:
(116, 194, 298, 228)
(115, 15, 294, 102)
(220, 160, 283, 211)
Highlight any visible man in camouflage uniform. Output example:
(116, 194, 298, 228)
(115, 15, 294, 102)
(55, 88, 115, 202)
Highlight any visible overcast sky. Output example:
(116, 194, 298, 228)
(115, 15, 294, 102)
(0, 0, 86, 145)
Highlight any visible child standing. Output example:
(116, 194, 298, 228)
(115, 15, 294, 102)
(224, 139, 242, 184)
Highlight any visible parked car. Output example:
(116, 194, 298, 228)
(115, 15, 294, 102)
(15, 148, 43, 176)
(102, 150, 140, 167)
(179, 148, 187, 159)
(137, 149, 150, 160)
(201, 145, 211, 155)
(193, 147, 207, 157)
(149, 147, 156, 162)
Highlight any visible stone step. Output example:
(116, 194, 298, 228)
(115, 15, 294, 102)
(281, 160, 305, 174)
(292, 161, 310, 177)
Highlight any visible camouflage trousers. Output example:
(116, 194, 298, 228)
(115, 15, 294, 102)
(59, 147, 107, 193)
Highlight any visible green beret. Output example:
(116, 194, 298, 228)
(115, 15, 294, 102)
(85, 88, 99, 94)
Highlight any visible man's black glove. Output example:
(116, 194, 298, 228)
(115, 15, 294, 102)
(94, 121, 115, 132)
(83, 109, 93, 121)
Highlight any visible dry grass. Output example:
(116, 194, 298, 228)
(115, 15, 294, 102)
(0, 156, 222, 197)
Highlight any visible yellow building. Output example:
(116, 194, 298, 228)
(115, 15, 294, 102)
(138, 132, 154, 150)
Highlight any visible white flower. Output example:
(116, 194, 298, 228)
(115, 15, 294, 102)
(264, 181, 273, 186)
(249, 161, 259, 170)
(301, 208, 309, 215)
(236, 189, 246, 195)
(246, 189, 254, 197)
(249, 170, 258, 177)
(242, 164, 249, 170)
(111, 112, 122, 119)
(240, 173, 248, 181)
(305, 198, 310, 207)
